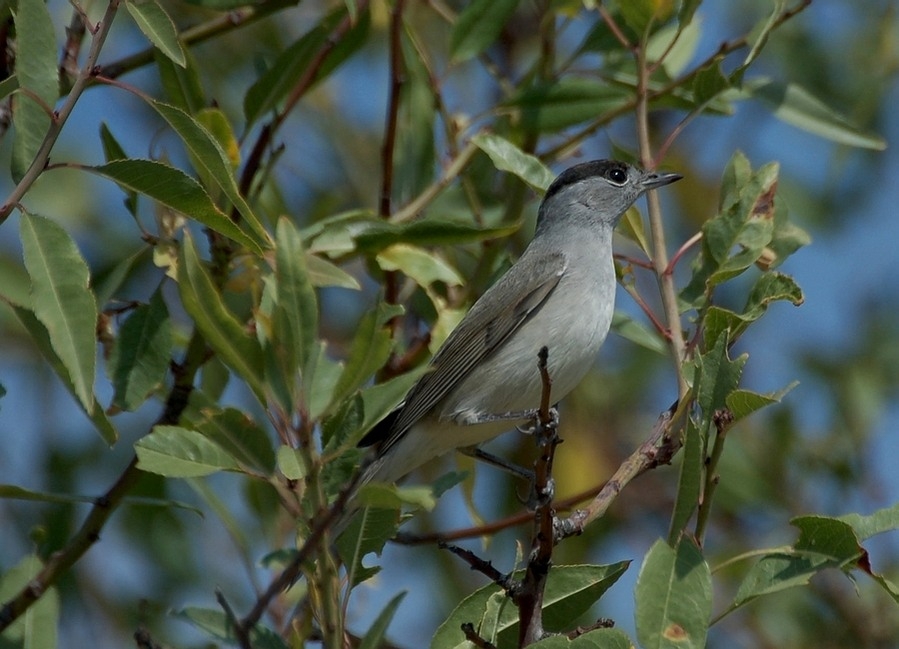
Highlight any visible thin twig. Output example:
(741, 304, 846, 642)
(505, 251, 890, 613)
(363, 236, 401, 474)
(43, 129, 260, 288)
(556, 398, 688, 540)
(0, 0, 120, 223)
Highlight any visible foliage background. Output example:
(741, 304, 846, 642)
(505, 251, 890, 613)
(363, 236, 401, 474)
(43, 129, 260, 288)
(0, 0, 898, 647)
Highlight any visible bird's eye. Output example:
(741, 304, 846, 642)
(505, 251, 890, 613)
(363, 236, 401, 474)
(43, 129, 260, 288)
(608, 168, 627, 184)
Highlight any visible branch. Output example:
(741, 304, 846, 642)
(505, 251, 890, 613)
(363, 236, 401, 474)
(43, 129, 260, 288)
(0, 0, 120, 224)
(555, 398, 688, 540)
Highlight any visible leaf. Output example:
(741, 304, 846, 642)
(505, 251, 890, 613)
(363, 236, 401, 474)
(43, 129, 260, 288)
(726, 383, 797, 422)
(0, 555, 59, 649)
(357, 591, 407, 649)
(611, 311, 667, 355)
(634, 537, 712, 649)
(5, 302, 118, 444)
(529, 628, 634, 649)
(196, 407, 276, 474)
(839, 502, 899, 541)
(10, 0, 58, 182)
(337, 507, 403, 587)
(510, 78, 633, 133)
(792, 515, 864, 564)
(305, 253, 360, 289)
(472, 133, 555, 191)
(276, 445, 307, 480)
(90, 159, 264, 254)
(615, 0, 675, 34)
(155, 47, 205, 114)
(243, 6, 370, 126)
(749, 80, 886, 150)
(125, 0, 186, 67)
(450, 0, 519, 63)
(149, 101, 269, 246)
(430, 563, 630, 649)
(135, 425, 241, 477)
(394, 35, 436, 204)
(668, 417, 702, 542)
(20, 214, 98, 413)
(377, 244, 464, 288)
(304, 341, 345, 421)
(109, 288, 173, 411)
(99, 123, 139, 215)
(263, 217, 319, 412)
(330, 302, 401, 407)
(354, 218, 518, 254)
(732, 551, 835, 609)
(174, 607, 287, 648)
(618, 205, 652, 256)
(357, 365, 430, 437)
(177, 231, 265, 400)
(695, 332, 746, 429)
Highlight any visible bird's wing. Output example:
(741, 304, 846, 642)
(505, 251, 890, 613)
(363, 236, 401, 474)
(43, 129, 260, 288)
(364, 251, 567, 453)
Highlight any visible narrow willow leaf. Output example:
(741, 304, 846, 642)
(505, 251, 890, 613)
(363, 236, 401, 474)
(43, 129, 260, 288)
(732, 551, 835, 609)
(839, 502, 899, 541)
(430, 563, 630, 649)
(376, 244, 464, 288)
(125, 0, 186, 67)
(450, 0, 518, 63)
(177, 232, 265, 400)
(357, 592, 407, 649)
(10, 0, 58, 182)
(109, 289, 172, 411)
(331, 302, 401, 406)
(196, 408, 275, 474)
(149, 101, 269, 245)
(244, 6, 370, 126)
(91, 159, 264, 253)
(305, 253, 360, 289)
(355, 219, 518, 254)
(155, 48, 205, 114)
(472, 133, 554, 191)
(0, 556, 59, 649)
(749, 80, 886, 150)
(20, 214, 97, 413)
(635, 537, 712, 649)
(174, 607, 288, 648)
(0, 74, 18, 101)
(135, 425, 240, 477)
(6, 302, 118, 444)
(510, 79, 633, 133)
(529, 628, 634, 648)
(668, 418, 702, 542)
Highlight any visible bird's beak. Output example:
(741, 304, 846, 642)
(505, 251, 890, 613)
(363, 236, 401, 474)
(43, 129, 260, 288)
(640, 171, 683, 190)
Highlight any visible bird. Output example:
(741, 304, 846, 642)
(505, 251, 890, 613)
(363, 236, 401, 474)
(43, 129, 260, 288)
(356, 159, 681, 492)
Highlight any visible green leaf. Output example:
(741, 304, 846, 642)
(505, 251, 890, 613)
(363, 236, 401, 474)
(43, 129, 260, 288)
(726, 383, 797, 422)
(0, 74, 19, 101)
(10, 0, 58, 182)
(695, 332, 746, 428)
(472, 133, 555, 192)
(839, 502, 899, 541)
(195, 407, 276, 474)
(691, 61, 731, 105)
(330, 302, 401, 407)
(732, 551, 835, 609)
(94, 247, 149, 308)
(618, 205, 652, 256)
(149, 101, 270, 246)
(20, 214, 98, 413)
(430, 563, 630, 649)
(136, 425, 241, 477)
(109, 288, 172, 411)
(5, 302, 118, 444)
(98, 123, 139, 216)
(450, 0, 519, 63)
(358, 591, 408, 649)
(0, 484, 97, 505)
(177, 231, 265, 400)
(90, 159, 264, 254)
(376, 244, 464, 288)
(357, 365, 430, 438)
(304, 341, 345, 421)
(243, 6, 370, 126)
(125, 0, 186, 67)
(634, 537, 711, 649)
(394, 35, 437, 204)
(614, 0, 675, 34)
(668, 417, 702, 542)
(174, 607, 288, 649)
(305, 253, 360, 289)
(276, 445, 307, 480)
(353, 218, 518, 254)
(0, 555, 59, 649)
(749, 80, 886, 150)
(337, 507, 403, 587)
(155, 47, 205, 114)
(792, 515, 864, 564)
(611, 311, 667, 355)
(510, 78, 633, 133)
(263, 217, 319, 412)
(529, 628, 634, 649)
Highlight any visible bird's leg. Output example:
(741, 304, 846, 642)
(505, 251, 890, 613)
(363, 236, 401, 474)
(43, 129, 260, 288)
(459, 446, 535, 482)
(516, 405, 560, 435)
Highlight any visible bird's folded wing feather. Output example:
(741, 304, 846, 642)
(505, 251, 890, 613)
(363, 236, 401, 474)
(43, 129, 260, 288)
(371, 251, 567, 453)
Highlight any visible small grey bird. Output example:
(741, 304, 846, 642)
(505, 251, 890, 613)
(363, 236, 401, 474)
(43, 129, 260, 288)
(357, 160, 681, 489)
